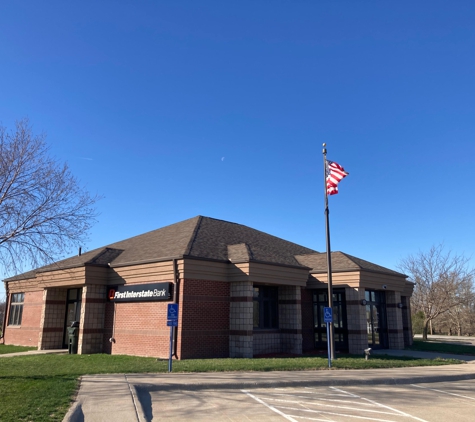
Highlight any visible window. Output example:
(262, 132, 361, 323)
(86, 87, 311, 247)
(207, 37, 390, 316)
(253, 286, 278, 329)
(8, 293, 25, 326)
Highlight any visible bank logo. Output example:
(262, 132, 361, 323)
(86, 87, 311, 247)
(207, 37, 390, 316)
(107, 282, 171, 302)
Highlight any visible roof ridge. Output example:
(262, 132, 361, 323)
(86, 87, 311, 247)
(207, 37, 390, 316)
(183, 215, 203, 256)
(245, 243, 254, 260)
(336, 251, 362, 268)
(85, 247, 120, 263)
(338, 251, 406, 276)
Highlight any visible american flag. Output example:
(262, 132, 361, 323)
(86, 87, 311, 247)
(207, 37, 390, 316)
(326, 160, 348, 196)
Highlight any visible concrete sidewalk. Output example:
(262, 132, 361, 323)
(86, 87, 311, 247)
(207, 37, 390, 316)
(372, 348, 475, 362)
(62, 350, 475, 422)
(0, 348, 67, 357)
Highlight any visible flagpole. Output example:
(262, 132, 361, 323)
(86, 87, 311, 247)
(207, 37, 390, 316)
(322, 143, 335, 361)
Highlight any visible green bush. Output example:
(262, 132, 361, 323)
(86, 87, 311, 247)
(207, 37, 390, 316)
(412, 311, 425, 335)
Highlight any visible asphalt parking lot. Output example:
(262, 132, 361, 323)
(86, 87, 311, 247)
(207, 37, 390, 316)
(61, 348, 475, 422)
(142, 379, 475, 421)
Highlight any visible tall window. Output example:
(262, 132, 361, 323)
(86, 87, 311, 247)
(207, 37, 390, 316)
(8, 293, 25, 326)
(253, 286, 278, 329)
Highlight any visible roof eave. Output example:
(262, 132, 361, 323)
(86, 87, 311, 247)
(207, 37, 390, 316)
(310, 267, 407, 278)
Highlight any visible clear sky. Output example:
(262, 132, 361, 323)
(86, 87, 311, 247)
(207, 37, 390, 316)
(1, 1, 475, 297)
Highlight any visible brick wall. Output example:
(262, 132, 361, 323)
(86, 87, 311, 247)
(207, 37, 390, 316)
(39, 289, 67, 350)
(253, 331, 280, 355)
(179, 279, 230, 359)
(4, 290, 44, 348)
(229, 281, 253, 358)
(108, 293, 170, 358)
(346, 287, 368, 354)
(102, 301, 115, 354)
(79, 285, 107, 354)
(386, 291, 404, 349)
(253, 286, 303, 356)
(278, 286, 302, 355)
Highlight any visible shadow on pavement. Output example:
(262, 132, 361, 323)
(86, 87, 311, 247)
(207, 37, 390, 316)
(136, 386, 153, 422)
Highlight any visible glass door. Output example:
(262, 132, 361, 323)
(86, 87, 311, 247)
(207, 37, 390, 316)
(63, 288, 82, 347)
(365, 290, 388, 349)
(313, 289, 348, 351)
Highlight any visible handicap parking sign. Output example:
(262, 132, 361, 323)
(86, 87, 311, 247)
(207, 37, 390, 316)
(323, 307, 333, 323)
(167, 303, 179, 320)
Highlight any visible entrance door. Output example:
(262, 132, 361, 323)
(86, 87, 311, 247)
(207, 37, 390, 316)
(63, 288, 82, 348)
(313, 289, 348, 351)
(365, 290, 388, 349)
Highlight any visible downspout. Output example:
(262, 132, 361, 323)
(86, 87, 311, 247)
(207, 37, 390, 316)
(1, 282, 10, 343)
(172, 258, 180, 358)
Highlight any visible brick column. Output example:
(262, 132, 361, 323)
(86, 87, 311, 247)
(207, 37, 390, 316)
(386, 291, 404, 349)
(346, 287, 368, 354)
(279, 286, 302, 355)
(229, 281, 253, 358)
(78, 285, 107, 354)
(39, 288, 67, 350)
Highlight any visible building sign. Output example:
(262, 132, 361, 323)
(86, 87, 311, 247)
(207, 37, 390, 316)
(108, 282, 172, 302)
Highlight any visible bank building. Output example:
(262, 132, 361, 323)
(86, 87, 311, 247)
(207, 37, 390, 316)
(2, 216, 413, 358)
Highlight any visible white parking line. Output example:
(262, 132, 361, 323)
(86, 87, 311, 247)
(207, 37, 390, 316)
(411, 384, 475, 401)
(241, 390, 299, 422)
(244, 386, 430, 422)
(264, 397, 399, 416)
(271, 393, 380, 407)
(331, 387, 429, 422)
(277, 405, 398, 421)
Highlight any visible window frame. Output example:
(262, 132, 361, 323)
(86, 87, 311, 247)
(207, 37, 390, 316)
(253, 285, 279, 330)
(8, 292, 25, 326)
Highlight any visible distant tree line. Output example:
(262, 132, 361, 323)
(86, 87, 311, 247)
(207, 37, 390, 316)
(399, 245, 475, 339)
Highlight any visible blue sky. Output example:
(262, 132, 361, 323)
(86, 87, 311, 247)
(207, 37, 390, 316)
(1, 1, 475, 296)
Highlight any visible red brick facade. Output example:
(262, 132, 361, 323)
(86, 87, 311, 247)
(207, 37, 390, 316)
(106, 297, 171, 358)
(4, 290, 44, 347)
(178, 279, 230, 359)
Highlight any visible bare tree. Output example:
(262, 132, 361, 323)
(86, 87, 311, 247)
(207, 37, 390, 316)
(398, 245, 475, 340)
(0, 119, 99, 274)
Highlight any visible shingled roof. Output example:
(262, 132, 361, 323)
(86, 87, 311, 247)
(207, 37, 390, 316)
(6, 216, 405, 283)
(6, 216, 318, 281)
(295, 251, 406, 277)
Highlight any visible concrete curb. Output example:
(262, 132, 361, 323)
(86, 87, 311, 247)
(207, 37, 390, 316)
(130, 371, 475, 393)
(62, 378, 84, 422)
(62, 401, 84, 422)
(131, 385, 148, 422)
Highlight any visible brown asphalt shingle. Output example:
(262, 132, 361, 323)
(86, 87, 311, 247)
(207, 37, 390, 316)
(5, 216, 317, 281)
(295, 251, 405, 277)
(5, 216, 404, 282)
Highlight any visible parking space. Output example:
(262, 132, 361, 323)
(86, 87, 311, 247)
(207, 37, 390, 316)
(142, 379, 475, 421)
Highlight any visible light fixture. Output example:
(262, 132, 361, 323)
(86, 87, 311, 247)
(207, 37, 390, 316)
(360, 299, 367, 306)
(397, 303, 404, 309)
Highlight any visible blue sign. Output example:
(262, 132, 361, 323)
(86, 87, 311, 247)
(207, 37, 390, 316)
(167, 303, 179, 320)
(167, 319, 178, 327)
(323, 307, 333, 323)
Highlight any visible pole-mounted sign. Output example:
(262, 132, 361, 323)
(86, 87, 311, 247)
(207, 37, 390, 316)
(167, 303, 179, 372)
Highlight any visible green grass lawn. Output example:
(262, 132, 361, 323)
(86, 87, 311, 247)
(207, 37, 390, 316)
(408, 338, 475, 355)
(0, 351, 464, 422)
(0, 344, 37, 354)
